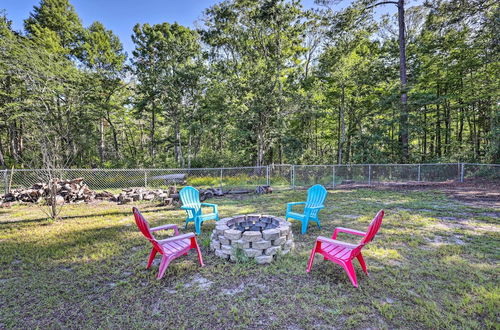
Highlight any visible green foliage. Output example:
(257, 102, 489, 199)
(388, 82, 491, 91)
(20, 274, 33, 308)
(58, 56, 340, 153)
(24, 0, 83, 55)
(130, 22, 201, 167)
(0, 0, 498, 169)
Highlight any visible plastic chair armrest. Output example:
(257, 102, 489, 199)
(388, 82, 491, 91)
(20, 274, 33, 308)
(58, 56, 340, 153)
(158, 232, 195, 244)
(200, 203, 218, 212)
(287, 201, 305, 213)
(287, 201, 306, 206)
(332, 227, 366, 239)
(200, 203, 217, 207)
(317, 236, 359, 249)
(150, 224, 179, 235)
(307, 205, 324, 209)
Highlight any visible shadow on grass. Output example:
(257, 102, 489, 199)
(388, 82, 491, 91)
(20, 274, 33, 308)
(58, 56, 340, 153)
(0, 206, 174, 226)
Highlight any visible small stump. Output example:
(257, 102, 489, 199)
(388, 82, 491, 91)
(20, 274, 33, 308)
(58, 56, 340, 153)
(210, 214, 294, 264)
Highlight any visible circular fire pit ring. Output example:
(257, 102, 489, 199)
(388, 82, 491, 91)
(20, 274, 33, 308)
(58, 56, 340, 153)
(210, 214, 294, 264)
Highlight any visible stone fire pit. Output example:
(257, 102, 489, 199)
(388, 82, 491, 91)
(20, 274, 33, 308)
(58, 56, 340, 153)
(210, 214, 294, 264)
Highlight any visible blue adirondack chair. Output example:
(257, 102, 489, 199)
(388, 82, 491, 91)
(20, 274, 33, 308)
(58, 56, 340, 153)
(285, 184, 327, 234)
(179, 186, 219, 235)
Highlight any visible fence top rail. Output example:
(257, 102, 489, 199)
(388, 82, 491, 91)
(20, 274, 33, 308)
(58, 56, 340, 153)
(290, 163, 499, 167)
(4, 163, 499, 172)
(7, 166, 269, 172)
(295, 163, 452, 167)
(462, 163, 500, 166)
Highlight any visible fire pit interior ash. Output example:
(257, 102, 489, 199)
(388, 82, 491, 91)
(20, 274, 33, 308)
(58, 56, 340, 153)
(228, 215, 280, 232)
(210, 214, 294, 264)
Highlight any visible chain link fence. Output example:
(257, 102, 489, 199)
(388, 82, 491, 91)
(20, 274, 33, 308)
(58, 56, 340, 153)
(1, 163, 499, 194)
(1, 167, 268, 194)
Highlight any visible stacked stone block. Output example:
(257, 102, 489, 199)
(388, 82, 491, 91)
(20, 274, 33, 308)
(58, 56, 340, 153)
(210, 214, 295, 264)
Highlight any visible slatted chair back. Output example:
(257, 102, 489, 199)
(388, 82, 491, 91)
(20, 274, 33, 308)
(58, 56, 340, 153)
(180, 186, 201, 217)
(361, 209, 384, 245)
(305, 184, 328, 218)
(133, 207, 163, 252)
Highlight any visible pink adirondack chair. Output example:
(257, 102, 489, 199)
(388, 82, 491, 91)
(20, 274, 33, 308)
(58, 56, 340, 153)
(132, 207, 204, 279)
(306, 210, 384, 287)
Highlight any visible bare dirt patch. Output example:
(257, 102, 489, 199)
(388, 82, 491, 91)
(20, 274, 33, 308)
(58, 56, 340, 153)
(335, 179, 500, 209)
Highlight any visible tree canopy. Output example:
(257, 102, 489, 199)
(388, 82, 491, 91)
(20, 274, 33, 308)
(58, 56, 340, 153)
(0, 0, 498, 169)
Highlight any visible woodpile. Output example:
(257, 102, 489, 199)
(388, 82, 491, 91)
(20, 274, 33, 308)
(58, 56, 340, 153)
(255, 185, 273, 194)
(0, 179, 181, 206)
(114, 186, 179, 206)
(0, 178, 273, 206)
(199, 187, 258, 201)
(0, 178, 95, 204)
(199, 187, 224, 201)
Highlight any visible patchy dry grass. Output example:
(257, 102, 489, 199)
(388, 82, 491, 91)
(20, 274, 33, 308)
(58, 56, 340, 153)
(0, 189, 498, 329)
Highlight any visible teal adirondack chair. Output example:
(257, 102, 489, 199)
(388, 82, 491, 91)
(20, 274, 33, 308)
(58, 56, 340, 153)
(285, 184, 327, 234)
(180, 186, 219, 235)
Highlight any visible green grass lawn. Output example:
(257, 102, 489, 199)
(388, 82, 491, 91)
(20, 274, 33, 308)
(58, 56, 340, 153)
(0, 188, 498, 329)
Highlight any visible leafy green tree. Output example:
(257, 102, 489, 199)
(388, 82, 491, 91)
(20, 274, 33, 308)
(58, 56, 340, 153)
(24, 0, 84, 56)
(131, 22, 201, 166)
(202, 0, 307, 166)
(0, 0, 498, 170)
(81, 21, 127, 165)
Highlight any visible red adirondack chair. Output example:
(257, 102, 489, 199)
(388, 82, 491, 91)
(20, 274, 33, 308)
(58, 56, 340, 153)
(306, 210, 384, 287)
(132, 207, 204, 279)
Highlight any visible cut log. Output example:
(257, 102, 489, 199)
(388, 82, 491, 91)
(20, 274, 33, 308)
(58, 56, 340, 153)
(226, 190, 252, 195)
(255, 185, 273, 194)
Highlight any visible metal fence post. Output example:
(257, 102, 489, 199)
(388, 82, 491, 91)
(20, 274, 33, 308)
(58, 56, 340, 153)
(332, 165, 336, 189)
(460, 163, 465, 183)
(368, 164, 371, 185)
(3, 169, 7, 195)
(292, 165, 295, 190)
(266, 166, 270, 186)
(220, 168, 223, 191)
(144, 170, 148, 188)
(417, 164, 421, 182)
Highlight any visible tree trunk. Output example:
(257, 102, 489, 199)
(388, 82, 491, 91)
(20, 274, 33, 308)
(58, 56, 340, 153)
(444, 93, 451, 156)
(338, 85, 346, 165)
(105, 112, 120, 156)
(150, 101, 156, 164)
(436, 103, 442, 157)
(257, 129, 265, 167)
(423, 105, 427, 161)
(0, 135, 6, 168)
(9, 122, 20, 163)
(99, 119, 105, 165)
(188, 130, 192, 169)
(398, 0, 409, 162)
(178, 123, 184, 167)
(458, 106, 464, 145)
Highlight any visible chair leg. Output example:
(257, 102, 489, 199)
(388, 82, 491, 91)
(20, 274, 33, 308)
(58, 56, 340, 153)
(357, 253, 369, 276)
(195, 219, 201, 235)
(306, 241, 319, 272)
(301, 219, 309, 234)
(191, 237, 204, 267)
(157, 256, 172, 279)
(147, 248, 157, 269)
(316, 220, 321, 229)
(184, 219, 189, 230)
(343, 260, 358, 288)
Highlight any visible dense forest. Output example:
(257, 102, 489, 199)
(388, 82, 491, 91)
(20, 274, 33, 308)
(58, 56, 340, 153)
(0, 0, 498, 169)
